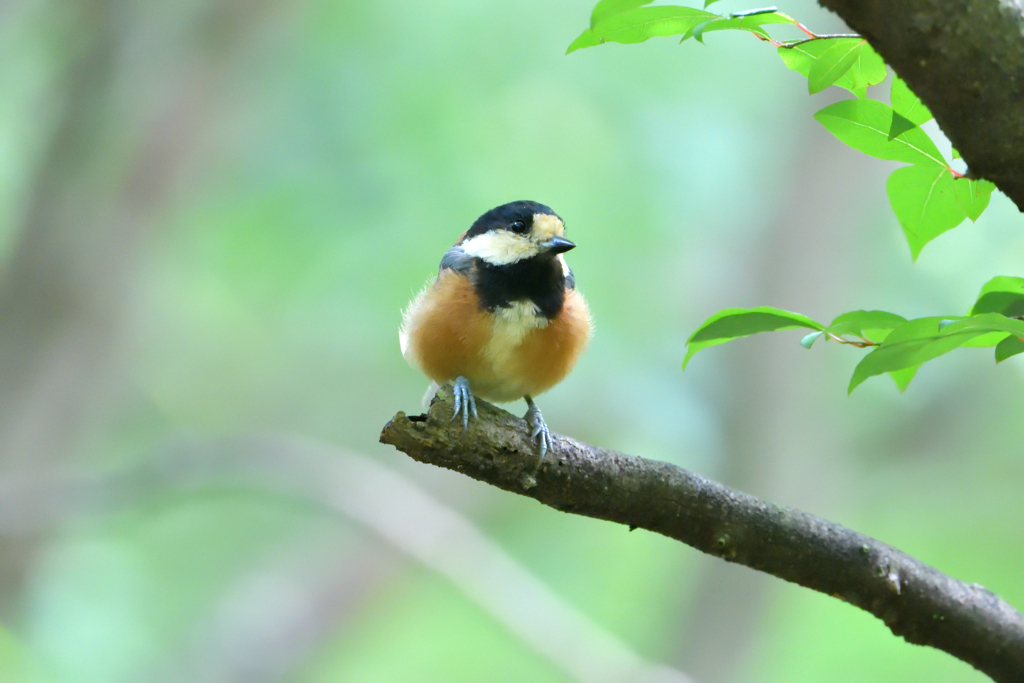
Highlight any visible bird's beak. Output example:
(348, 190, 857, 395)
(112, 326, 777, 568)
(541, 236, 576, 254)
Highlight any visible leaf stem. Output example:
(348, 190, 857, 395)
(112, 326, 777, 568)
(825, 332, 881, 348)
(794, 20, 817, 38)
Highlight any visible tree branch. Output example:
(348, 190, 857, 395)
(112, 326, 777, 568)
(380, 385, 1024, 682)
(816, 0, 1024, 211)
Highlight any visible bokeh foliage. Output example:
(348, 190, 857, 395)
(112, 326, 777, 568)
(0, 0, 1020, 682)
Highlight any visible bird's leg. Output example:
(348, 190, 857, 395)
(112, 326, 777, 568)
(524, 395, 553, 466)
(451, 376, 477, 432)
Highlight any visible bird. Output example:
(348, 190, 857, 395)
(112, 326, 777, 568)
(400, 200, 592, 463)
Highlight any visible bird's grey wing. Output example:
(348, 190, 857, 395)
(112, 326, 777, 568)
(439, 245, 474, 274)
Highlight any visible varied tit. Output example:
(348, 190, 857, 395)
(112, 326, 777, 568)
(400, 200, 592, 462)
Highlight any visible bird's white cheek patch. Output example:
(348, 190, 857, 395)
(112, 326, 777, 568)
(460, 231, 538, 265)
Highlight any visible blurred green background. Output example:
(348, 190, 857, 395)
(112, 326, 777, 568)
(0, 0, 1021, 681)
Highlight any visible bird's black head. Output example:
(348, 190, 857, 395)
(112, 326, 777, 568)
(460, 201, 576, 319)
(459, 200, 575, 266)
(464, 200, 556, 239)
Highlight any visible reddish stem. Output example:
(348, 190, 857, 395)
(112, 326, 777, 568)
(826, 332, 881, 348)
(794, 21, 817, 38)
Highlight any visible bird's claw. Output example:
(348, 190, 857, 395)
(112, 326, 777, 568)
(524, 399, 552, 466)
(451, 376, 477, 432)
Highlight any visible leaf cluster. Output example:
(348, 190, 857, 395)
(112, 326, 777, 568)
(683, 277, 1024, 393)
(570, 1, 1017, 394)
(816, 87, 993, 260)
(568, 1, 998, 260)
(568, 1, 785, 54)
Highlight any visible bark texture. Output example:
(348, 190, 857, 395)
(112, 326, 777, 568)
(381, 386, 1024, 682)
(817, 0, 1024, 210)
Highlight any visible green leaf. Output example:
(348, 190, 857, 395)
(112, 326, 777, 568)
(890, 76, 933, 125)
(827, 310, 907, 342)
(778, 38, 884, 96)
(953, 177, 994, 222)
(887, 77, 934, 140)
(996, 335, 1024, 363)
(704, 0, 721, 6)
(778, 39, 845, 77)
(814, 99, 947, 168)
(690, 20, 715, 43)
(886, 165, 966, 260)
(849, 317, 950, 394)
(951, 147, 961, 160)
(685, 10, 794, 42)
(887, 112, 917, 141)
(578, 6, 718, 49)
(801, 330, 824, 348)
(889, 365, 919, 392)
(970, 276, 1024, 317)
(942, 314, 1024, 337)
(848, 314, 1024, 392)
(807, 39, 865, 94)
(841, 43, 886, 93)
(684, 306, 824, 369)
(591, 0, 653, 27)
(961, 331, 1009, 347)
(567, 29, 604, 53)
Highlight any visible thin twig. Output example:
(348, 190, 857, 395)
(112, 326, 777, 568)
(381, 385, 1024, 683)
(777, 32, 861, 48)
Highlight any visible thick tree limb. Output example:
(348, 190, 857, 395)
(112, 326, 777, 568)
(816, 0, 1024, 211)
(380, 386, 1024, 682)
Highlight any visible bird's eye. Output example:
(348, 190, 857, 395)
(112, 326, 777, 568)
(509, 220, 527, 233)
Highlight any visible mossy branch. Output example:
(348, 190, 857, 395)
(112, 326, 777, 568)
(381, 385, 1024, 682)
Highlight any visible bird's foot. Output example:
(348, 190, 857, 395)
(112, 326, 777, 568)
(524, 396, 553, 467)
(451, 376, 477, 432)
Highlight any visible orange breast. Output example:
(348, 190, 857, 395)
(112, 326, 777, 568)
(402, 271, 592, 403)
(499, 288, 591, 400)
(402, 271, 492, 384)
